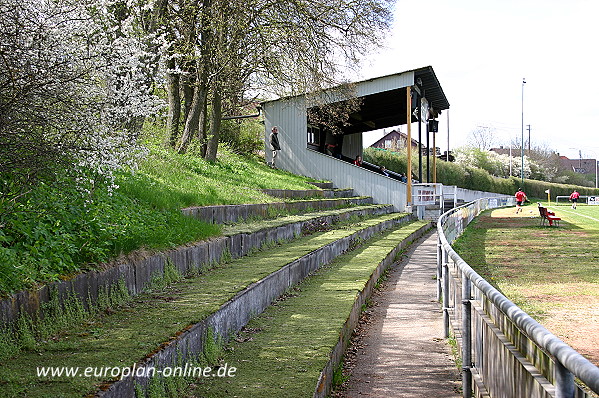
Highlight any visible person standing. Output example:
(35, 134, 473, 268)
(569, 189, 580, 209)
(269, 126, 281, 168)
(515, 188, 527, 214)
(354, 155, 363, 166)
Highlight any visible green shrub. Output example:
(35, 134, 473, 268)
(219, 119, 263, 157)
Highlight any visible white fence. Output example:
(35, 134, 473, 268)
(437, 198, 599, 398)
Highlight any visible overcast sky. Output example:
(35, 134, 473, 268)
(356, 0, 599, 160)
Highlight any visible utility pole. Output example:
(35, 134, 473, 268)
(521, 78, 526, 186)
(527, 124, 531, 154)
(406, 86, 413, 207)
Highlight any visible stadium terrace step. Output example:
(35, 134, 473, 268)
(0, 212, 414, 397)
(188, 221, 432, 397)
(307, 181, 335, 189)
(0, 204, 393, 327)
(261, 188, 354, 199)
(181, 196, 373, 224)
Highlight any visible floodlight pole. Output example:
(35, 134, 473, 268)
(521, 78, 526, 186)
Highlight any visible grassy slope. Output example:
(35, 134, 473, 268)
(452, 203, 599, 363)
(0, 142, 318, 295)
(123, 141, 321, 209)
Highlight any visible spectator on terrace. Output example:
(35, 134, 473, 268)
(269, 126, 281, 168)
(326, 143, 341, 159)
(354, 155, 363, 167)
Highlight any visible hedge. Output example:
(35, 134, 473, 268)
(363, 147, 599, 199)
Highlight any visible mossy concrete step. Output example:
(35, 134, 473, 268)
(0, 213, 411, 397)
(261, 188, 354, 199)
(0, 204, 393, 327)
(307, 181, 335, 189)
(189, 221, 433, 397)
(99, 213, 413, 397)
(189, 222, 431, 398)
(181, 196, 373, 224)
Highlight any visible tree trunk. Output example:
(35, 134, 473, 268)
(204, 88, 222, 161)
(166, 57, 181, 148)
(177, 65, 209, 154)
(177, 85, 200, 153)
(181, 61, 195, 125)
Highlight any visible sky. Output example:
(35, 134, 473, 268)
(354, 0, 599, 160)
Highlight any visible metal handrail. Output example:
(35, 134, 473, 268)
(437, 198, 599, 397)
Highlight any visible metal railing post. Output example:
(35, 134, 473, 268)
(555, 361, 575, 398)
(462, 273, 472, 398)
(437, 241, 442, 301)
(443, 248, 450, 338)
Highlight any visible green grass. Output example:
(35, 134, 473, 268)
(123, 140, 320, 210)
(0, 141, 320, 296)
(188, 221, 429, 398)
(0, 213, 407, 397)
(452, 204, 599, 363)
(549, 204, 599, 223)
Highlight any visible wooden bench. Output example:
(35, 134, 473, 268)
(537, 203, 561, 227)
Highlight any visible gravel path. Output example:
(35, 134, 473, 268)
(335, 231, 461, 397)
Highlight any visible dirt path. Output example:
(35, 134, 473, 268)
(334, 231, 461, 397)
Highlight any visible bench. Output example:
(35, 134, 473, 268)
(537, 203, 561, 227)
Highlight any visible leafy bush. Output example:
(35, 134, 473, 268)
(218, 119, 264, 157)
(0, 174, 221, 295)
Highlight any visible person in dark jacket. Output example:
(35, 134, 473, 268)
(269, 126, 281, 168)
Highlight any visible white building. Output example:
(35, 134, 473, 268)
(262, 66, 450, 212)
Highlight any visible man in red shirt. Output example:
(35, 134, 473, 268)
(515, 188, 527, 214)
(569, 190, 580, 209)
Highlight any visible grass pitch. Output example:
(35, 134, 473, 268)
(452, 202, 599, 366)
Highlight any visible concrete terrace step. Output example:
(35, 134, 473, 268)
(0, 212, 413, 397)
(0, 204, 394, 327)
(189, 221, 433, 397)
(261, 188, 354, 199)
(181, 196, 373, 224)
(307, 181, 335, 189)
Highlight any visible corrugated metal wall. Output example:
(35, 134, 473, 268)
(263, 93, 409, 211)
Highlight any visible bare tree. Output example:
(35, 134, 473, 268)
(467, 126, 496, 150)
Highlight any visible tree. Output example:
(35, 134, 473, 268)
(163, 0, 395, 158)
(467, 126, 496, 150)
(0, 0, 158, 204)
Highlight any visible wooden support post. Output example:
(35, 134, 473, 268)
(407, 87, 412, 206)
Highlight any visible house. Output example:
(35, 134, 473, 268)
(559, 156, 598, 175)
(370, 130, 421, 152)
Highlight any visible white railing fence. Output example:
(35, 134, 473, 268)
(437, 198, 599, 398)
